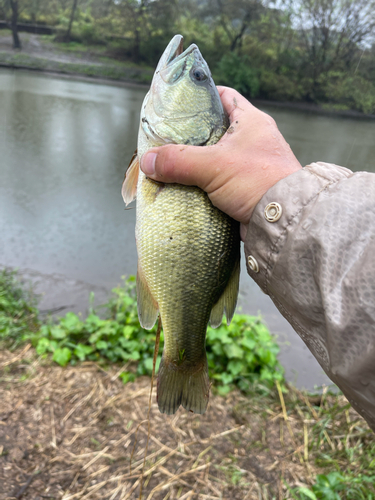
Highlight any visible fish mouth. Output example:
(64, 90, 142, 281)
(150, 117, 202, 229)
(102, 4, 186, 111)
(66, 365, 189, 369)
(155, 35, 197, 74)
(166, 35, 184, 65)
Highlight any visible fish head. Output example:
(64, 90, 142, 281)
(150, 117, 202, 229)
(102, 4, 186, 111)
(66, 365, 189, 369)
(141, 35, 228, 147)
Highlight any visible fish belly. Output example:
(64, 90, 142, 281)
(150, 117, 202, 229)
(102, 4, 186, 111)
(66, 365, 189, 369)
(136, 172, 239, 414)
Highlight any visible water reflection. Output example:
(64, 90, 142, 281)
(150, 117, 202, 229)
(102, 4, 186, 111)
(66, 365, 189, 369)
(273, 105, 375, 173)
(0, 70, 144, 285)
(1, 68, 374, 389)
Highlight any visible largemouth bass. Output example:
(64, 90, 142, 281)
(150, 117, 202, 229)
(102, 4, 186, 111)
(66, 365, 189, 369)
(122, 35, 240, 415)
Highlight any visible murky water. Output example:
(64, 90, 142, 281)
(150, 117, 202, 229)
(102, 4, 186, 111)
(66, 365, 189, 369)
(1, 69, 375, 389)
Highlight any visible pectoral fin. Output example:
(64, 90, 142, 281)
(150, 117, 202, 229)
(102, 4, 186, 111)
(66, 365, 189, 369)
(210, 256, 240, 328)
(121, 150, 139, 205)
(137, 263, 158, 329)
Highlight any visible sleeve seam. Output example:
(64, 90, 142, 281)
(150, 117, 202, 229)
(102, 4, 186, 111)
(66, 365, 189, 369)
(263, 172, 340, 292)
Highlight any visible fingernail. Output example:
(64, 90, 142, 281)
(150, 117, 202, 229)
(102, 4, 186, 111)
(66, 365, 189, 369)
(141, 152, 157, 176)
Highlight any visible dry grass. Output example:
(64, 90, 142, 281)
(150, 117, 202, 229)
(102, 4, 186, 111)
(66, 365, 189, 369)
(0, 348, 373, 500)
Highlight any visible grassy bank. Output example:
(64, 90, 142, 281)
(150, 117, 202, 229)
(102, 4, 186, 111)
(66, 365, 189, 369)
(0, 31, 153, 85)
(0, 50, 153, 84)
(0, 32, 374, 119)
(1, 269, 375, 499)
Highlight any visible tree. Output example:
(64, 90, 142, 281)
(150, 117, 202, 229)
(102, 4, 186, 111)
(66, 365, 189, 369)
(0, 0, 22, 48)
(207, 0, 264, 53)
(292, 0, 375, 100)
(64, 0, 78, 41)
(10, 0, 21, 48)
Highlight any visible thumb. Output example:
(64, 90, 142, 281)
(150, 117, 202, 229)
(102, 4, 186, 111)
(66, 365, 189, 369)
(140, 143, 222, 191)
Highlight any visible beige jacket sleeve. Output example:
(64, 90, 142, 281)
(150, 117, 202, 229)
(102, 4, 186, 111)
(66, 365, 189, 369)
(244, 161, 375, 431)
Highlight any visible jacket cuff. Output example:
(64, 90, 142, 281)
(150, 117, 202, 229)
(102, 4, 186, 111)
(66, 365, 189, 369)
(244, 162, 352, 292)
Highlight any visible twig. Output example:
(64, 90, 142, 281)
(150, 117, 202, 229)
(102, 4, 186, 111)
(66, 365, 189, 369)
(39, 305, 73, 314)
(0, 343, 31, 368)
(276, 381, 304, 465)
(13, 470, 42, 499)
(82, 446, 110, 471)
(146, 462, 211, 500)
(50, 404, 57, 448)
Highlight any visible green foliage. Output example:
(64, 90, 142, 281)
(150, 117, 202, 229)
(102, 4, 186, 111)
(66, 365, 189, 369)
(214, 53, 260, 98)
(291, 472, 375, 499)
(206, 314, 284, 395)
(30, 277, 162, 378)
(2, 0, 375, 113)
(259, 68, 302, 102)
(0, 50, 153, 84)
(0, 269, 39, 348)
(2, 273, 284, 393)
(321, 73, 375, 114)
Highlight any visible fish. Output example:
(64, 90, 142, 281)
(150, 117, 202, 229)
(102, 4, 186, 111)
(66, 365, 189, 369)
(122, 34, 240, 415)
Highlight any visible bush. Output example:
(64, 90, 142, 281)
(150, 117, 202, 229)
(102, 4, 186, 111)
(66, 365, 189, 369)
(207, 315, 284, 395)
(214, 53, 260, 98)
(31, 277, 284, 392)
(3, 273, 284, 393)
(0, 269, 39, 347)
(321, 73, 375, 115)
(29, 277, 161, 382)
(259, 68, 302, 101)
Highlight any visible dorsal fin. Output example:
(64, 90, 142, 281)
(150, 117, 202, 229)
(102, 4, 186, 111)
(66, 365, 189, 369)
(122, 150, 139, 205)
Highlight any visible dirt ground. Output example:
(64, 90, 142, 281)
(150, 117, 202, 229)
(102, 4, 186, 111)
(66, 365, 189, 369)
(0, 345, 329, 500)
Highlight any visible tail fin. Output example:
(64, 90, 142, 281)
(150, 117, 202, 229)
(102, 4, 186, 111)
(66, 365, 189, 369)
(157, 356, 210, 415)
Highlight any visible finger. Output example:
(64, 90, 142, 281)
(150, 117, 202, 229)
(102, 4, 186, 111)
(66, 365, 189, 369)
(217, 86, 268, 129)
(140, 143, 224, 190)
(217, 86, 253, 122)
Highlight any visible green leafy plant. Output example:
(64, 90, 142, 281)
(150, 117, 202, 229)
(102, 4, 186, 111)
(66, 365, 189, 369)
(206, 314, 284, 395)
(5, 273, 284, 392)
(0, 268, 39, 347)
(291, 472, 375, 500)
(29, 277, 162, 380)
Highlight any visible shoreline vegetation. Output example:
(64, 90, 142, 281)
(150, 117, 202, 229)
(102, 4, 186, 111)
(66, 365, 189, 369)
(1, 269, 375, 499)
(1, 0, 375, 119)
(0, 30, 154, 86)
(1, 31, 374, 121)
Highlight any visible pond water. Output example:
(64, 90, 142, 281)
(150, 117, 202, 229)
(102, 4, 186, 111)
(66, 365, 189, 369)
(1, 68, 375, 389)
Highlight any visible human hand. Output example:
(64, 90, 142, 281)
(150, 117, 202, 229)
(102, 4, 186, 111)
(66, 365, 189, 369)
(140, 86, 302, 240)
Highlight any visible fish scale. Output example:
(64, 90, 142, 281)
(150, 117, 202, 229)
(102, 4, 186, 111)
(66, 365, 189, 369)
(122, 34, 240, 414)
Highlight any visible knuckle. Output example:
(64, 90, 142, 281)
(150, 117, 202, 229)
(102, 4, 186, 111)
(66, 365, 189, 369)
(153, 145, 174, 179)
(160, 146, 178, 178)
(264, 113, 277, 128)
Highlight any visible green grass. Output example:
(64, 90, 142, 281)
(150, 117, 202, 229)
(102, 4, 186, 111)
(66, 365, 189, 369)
(231, 383, 375, 499)
(0, 50, 153, 84)
(285, 387, 375, 499)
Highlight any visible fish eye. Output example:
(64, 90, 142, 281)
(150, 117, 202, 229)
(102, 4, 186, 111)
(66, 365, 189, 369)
(191, 67, 207, 82)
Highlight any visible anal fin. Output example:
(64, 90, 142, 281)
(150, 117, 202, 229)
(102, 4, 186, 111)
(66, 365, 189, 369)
(137, 263, 158, 329)
(210, 256, 240, 328)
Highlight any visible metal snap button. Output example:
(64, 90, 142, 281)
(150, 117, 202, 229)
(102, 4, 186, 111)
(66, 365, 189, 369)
(264, 202, 282, 222)
(248, 255, 259, 273)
